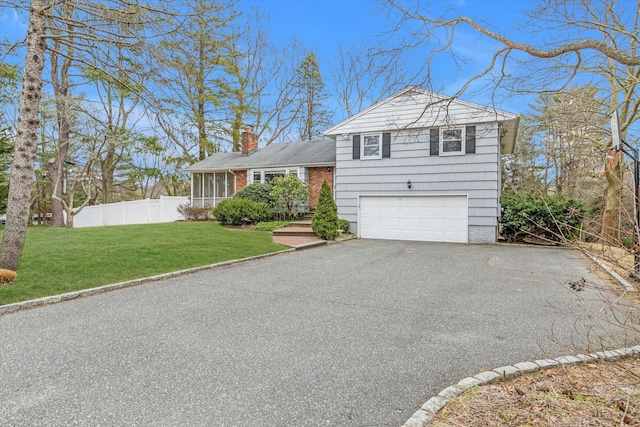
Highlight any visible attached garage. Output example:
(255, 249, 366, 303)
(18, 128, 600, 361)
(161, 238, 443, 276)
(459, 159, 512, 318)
(358, 195, 468, 243)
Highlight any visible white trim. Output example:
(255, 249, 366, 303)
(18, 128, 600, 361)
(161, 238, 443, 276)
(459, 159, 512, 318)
(250, 167, 300, 184)
(439, 126, 465, 156)
(361, 133, 382, 160)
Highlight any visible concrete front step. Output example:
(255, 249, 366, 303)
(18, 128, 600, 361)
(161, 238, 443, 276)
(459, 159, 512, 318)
(272, 227, 317, 237)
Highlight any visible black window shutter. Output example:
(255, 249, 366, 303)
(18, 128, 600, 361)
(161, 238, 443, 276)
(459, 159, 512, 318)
(430, 128, 439, 156)
(382, 132, 391, 158)
(352, 135, 360, 160)
(466, 125, 476, 154)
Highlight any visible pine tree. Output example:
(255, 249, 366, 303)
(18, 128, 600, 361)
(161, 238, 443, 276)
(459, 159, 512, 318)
(295, 53, 332, 141)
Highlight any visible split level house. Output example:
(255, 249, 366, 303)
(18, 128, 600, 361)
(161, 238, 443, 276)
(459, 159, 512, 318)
(186, 86, 519, 244)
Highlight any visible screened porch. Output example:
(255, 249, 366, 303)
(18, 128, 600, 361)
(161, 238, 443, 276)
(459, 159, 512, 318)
(190, 172, 236, 207)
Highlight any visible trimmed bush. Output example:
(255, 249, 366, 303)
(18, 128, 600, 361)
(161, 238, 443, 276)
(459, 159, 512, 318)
(212, 198, 274, 225)
(337, 218, 350, 233)
(177, 203, 212, 221)
(500, 192, 585, 242)
(234, 183, 275, 205)
(312, 180, 339, 240)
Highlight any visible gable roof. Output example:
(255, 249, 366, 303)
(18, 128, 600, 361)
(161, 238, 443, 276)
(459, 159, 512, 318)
(324, 86, 519, 154)
(185, 139, 336, 172)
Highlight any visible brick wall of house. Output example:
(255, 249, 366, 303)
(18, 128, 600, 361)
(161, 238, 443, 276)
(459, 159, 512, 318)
(235, 170, 247, 193)
(308, 167, 334, 208)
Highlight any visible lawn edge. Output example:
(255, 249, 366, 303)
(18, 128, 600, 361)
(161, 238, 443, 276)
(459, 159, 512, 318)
(0, 248, 294, 316)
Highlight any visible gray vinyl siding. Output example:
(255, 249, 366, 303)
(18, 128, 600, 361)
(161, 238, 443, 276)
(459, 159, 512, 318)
(335, 122, 502, 243)
(326, 89, 517, 137)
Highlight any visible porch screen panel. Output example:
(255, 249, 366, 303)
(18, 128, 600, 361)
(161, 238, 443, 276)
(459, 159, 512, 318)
(215, 173, 226, 198)
(193, 173, 203, 197)
(205, 174, 215, 198)
(226, 172, 234, 196)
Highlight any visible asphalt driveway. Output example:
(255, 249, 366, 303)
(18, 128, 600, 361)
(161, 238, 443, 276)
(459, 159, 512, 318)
(0, 240, 636, 426)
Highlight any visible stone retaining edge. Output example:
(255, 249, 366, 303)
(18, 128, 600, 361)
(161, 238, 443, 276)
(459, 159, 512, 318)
(402, 345, 640, 427)
(581, 249, 637, 293)
(0, 248, 295, 316)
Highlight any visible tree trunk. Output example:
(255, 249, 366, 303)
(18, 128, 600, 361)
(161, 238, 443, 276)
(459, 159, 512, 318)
(601, 153, 624, 244)
(47, 5, 75, 227)
(101, 145, 115, 203)
(198, 98, 208, 159)
(48, 143, 68, 227)
(0, 0, 47, 271)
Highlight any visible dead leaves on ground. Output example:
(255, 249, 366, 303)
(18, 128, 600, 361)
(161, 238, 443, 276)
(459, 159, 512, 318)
(430, 357, 640, 426)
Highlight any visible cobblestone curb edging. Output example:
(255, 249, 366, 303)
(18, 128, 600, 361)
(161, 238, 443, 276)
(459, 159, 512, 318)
(0, 248, 295, 316)
(402, 345, 640, 427)
(581, 249, 637, 293)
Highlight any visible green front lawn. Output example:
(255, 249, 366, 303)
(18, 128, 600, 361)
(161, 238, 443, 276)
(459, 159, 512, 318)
(0, 222, 286, 306)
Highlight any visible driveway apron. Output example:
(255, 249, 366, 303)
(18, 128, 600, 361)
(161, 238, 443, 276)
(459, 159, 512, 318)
(0, 240, 635, 426)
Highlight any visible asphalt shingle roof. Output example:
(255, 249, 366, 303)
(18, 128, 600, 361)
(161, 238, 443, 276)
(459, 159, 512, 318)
(185, 139, 336, 172)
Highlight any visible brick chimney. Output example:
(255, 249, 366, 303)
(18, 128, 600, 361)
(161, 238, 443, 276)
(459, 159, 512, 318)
(241, 126, 258, 155)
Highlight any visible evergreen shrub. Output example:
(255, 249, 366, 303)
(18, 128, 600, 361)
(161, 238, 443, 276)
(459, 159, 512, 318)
(312, 180, 339, 240)
(212, 199, 273, 225)
(500, 192, 585, 242)
(234, 183, 275, 205)
(337, 218, 350, 233)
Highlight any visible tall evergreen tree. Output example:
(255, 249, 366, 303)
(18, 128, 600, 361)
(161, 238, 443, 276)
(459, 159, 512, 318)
(154, 0, 236, 160)
(294, 53, 332, 141)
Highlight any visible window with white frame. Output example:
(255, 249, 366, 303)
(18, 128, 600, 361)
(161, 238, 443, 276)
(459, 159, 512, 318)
(251, 168, 299, 184)
(440, 127, 465, 155)
(362, 134, 381, 159)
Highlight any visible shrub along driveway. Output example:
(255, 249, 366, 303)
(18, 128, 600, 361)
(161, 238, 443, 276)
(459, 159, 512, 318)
(0, 240, 635, 426)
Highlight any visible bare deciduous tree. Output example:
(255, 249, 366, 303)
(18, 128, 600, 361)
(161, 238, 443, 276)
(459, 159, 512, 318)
(386, 0, 640, 244)
(331, 44, 407, 119)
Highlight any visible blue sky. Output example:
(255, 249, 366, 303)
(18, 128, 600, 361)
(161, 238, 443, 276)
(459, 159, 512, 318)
(246, 0, 530, 113)
(0, 0, 530, 118)
(0, 0, 615, 125)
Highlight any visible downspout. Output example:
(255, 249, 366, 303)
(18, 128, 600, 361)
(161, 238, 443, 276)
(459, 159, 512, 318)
(190, 173, 194, 206)
(333, 165, 336, 201)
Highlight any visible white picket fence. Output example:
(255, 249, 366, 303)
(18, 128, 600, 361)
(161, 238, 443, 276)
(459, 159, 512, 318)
(73, 196, 190, 228)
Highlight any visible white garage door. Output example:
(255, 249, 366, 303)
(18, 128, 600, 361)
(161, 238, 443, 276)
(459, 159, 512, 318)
(359, 195, 468, 243)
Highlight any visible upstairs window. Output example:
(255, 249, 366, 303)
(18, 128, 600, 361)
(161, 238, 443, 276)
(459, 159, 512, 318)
(430, 125, 476, 156)
(352, 133, 391, 160)
(441, 127, 464, 155)
(362, 134, 381, 159)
